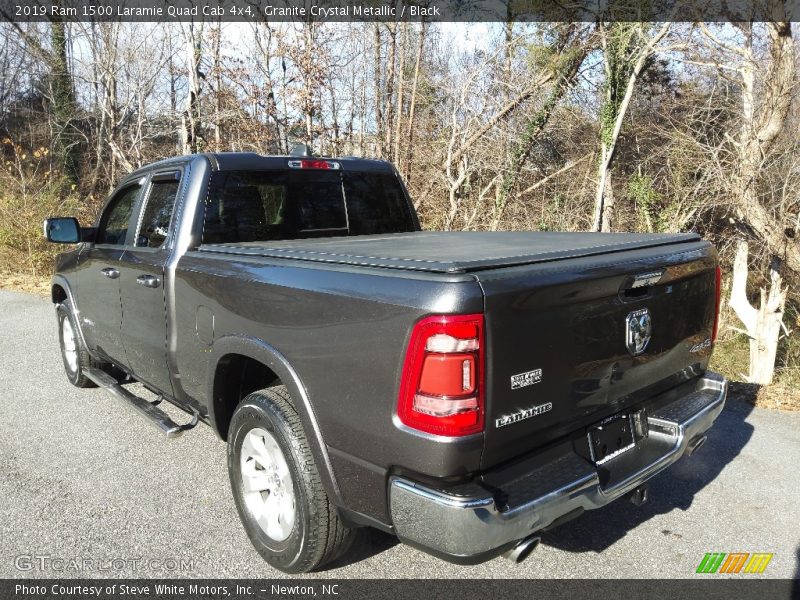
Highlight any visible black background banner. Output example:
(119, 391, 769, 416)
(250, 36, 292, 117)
(2, 579, 799, 600)
(1, 0, 800, 23)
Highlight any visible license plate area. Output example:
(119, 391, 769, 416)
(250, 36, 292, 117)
(588, 414, 636, 466)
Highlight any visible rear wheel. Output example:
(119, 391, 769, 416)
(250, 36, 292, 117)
(56, 301, 99, 388)
(228, 386, 355, 573)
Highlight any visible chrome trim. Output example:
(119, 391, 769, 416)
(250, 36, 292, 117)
(502, 536, 540, 563)
(136, 274, 161, 288)
(84, 367, 198, 438)
(625, 307, 652, 355)
(389, 372, 727, 559)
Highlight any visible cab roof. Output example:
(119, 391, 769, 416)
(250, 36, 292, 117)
(128, 152, 395, 179)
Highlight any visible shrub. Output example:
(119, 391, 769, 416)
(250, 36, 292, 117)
(0, 138, 97, 280)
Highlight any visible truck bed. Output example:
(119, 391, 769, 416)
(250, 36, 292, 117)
(199, 231, 701, 274)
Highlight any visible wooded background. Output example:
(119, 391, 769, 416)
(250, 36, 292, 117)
(1, 13, 800, 397)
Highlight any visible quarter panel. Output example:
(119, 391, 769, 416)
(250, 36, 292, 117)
(172, 253, 486, 482)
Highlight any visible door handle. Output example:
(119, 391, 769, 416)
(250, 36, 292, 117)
(136, 274, 161, 288)
(100, 267, 119, 279)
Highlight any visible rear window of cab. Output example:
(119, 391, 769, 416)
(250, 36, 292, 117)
(202, 169, 416, 244)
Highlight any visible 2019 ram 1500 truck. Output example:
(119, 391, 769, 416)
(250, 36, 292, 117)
(45, 151, 727, 573)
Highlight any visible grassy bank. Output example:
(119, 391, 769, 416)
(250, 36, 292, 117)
(710, 316, 800, 411)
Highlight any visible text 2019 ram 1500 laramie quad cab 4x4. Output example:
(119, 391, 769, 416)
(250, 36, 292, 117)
(44, 151, 727, 573)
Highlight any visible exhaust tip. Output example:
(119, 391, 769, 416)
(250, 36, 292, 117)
(503, 536, 540, 563)
(687, 434, 708, 456)
(628, 485, 649, 506)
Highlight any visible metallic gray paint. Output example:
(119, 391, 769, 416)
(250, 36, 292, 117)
(49, 151, 727, 540)
(389, 372, 727, 560)
(205, 334, 344, 502)
(477, 242, 718, 469)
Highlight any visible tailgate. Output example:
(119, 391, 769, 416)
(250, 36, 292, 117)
(478, 240, 717, 470)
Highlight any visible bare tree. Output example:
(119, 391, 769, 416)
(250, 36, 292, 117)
(2, 19, 80, 184)
(491, 24, 593, 230)
(729, 242, 787, 384)
(403, 22, 426, 184)
(693, 14, 796, 384)
(592, 22, 670, 232)
(371, 25, 383, 157)
(181, 19, 204, 154)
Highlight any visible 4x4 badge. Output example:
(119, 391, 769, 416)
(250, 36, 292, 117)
(626, 308, 652, 355)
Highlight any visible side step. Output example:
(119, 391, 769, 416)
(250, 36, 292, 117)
(84, 368, 198, 438)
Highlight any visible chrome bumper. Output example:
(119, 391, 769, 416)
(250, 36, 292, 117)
(389, 372, 727, 562)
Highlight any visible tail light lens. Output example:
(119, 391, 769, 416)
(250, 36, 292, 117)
(397, 314, 485, 437)
(712, 265, 722, 343)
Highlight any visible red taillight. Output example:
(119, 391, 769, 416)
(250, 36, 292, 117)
(287, 159, 341, 170)
(712, 265, 722, 343)
(397, 314, 485, 437)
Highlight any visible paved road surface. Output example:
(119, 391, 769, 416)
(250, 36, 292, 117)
(1, 290, 798, 579)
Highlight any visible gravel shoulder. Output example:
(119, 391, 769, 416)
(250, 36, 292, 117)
(1, 289, 798, 579)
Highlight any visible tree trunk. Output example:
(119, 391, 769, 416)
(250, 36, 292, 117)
(500, 15, 514, 160)
(169, 48, 179, 152)
(50, 18, 79, 185)
(373, 25, 383, 158)
(213, 19, 222, 152)
(392, 22, 407, 169)
(403, 22, 425, 184)
(729, 241, 787, 385)
(447, 69, 556, 169)
(302, 22, 315, 145)
(600, 169, 614, 232)
(182, 22, 204, 155)
(491, 37, 588, 230)
(733, 18, 800, 272)
(88, 23, 125, 183)
(328, 79, 340, 155)
(592, 22, 670, 232)
(359, 67, 366, 155)
(384, 23, 397, 158)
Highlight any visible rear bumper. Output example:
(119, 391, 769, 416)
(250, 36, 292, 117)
(389, 371, 727, 563)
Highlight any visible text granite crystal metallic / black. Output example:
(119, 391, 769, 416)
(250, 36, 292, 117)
(43, 150, 727, 572)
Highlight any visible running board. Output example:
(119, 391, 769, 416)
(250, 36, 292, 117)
(84, 368, 198, 438)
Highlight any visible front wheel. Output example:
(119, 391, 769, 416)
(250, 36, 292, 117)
(227, 386, 355, 573)
(56, 301, 98, 388)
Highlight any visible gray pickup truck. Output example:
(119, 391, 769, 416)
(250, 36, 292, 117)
(44, 151, 727, 573)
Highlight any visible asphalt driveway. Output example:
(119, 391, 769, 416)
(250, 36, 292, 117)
(1, 289, 798, 579)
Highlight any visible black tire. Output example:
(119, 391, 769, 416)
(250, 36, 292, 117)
(228, 386, 355, 573)
(56, 301, 99, 388)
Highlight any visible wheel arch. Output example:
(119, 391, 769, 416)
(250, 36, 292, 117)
(207, 335, 342, 503)
(51, 275, 91, 351)
(51, 275, 76, 306)
(52, 283, 68, 304)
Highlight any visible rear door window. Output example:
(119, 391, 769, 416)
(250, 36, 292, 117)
(96, 184, 141, 246)
(136, 179, 180, 248)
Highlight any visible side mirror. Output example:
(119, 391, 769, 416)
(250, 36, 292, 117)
(43, 217, 81, 244)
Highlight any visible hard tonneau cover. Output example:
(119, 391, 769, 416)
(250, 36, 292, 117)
(198, 231, 701, 274)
